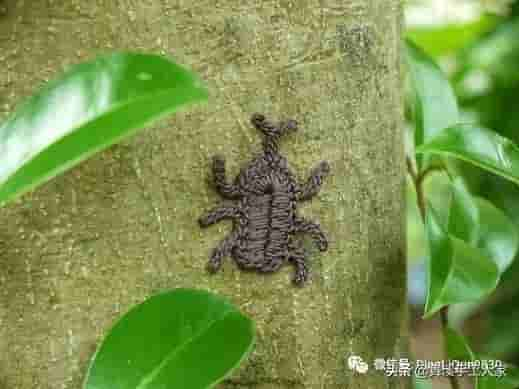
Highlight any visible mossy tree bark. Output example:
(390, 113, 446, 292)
(0, 1, 407, 388)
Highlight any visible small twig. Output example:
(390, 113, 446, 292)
(416, 165, 445, 189)
(406, 157, 418, 183)
(407, 157, 425, 221)
(407, 159, 446, 221)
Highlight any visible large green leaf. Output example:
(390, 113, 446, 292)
(405, 39, 458, 169)
(443, 182, 518, 329)
(417, 125, 519, 186)
(424, 205, 499, 317)
(448, 178, 519, 274)
(84, 288, 255, 389)
(420, 175, 518, 320)
(0, 52, 208, 206)
(410, 170, 518, 312)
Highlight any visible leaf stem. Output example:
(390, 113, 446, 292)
(407, 157, 460, 389)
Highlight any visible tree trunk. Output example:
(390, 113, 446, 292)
(0, 1, 407, 388)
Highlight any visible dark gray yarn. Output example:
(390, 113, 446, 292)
(199, 113, 330, 286)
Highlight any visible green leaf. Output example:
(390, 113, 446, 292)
(84, 288, 255, 389)
(417, 125, 519, 186)
(448, 178, 518, 274)
(444, 327, 474, 361)
(476, 197, 519, 274)
(444, 329, 519, 389)
(405, 39, 458, 168)
(406, 15, 500, 58)
(424, 204, 453, 316)
(443, 188, 518, 330)
(448, 177, 480, 244)
(0, 52, 208, 206)
(424, 205, 499, 317)
(423, 169, 452, 228)
(464, 18, 519, 85)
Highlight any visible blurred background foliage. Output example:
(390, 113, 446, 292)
(406, 0, 519, 369)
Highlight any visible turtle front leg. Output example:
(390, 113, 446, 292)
(212, 155, 242, 199)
